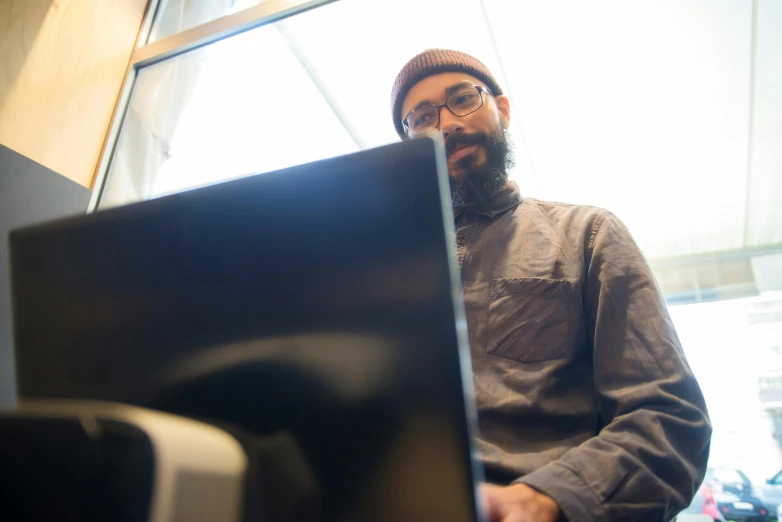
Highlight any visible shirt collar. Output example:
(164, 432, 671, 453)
(452, 180, 522, 220)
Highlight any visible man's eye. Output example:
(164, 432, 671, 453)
(453, 92, 477, 107)
(414, 113, 434, 126)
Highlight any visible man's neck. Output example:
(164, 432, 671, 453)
(451, 170, 509, 212)
(452, 179, 521, 220)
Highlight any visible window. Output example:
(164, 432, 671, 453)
(99, 0, 513, 208)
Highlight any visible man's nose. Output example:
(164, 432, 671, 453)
(439, 107, 464, 140)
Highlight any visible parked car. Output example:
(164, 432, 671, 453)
(756, 469, 782, 519)
(679, 482, 724, 521)
(681, 468, 771, 522)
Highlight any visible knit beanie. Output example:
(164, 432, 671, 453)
(391, 49, 503, 138)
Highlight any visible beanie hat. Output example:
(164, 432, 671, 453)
(391, 49, 503, 138)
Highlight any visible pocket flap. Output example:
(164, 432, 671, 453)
(490, 277, 570, 300)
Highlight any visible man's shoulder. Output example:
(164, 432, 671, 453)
(518, 197, 611, 230)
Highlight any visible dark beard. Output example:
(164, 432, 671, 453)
(447, 126, 515, 211)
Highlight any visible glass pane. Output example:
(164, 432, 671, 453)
(105, 0, 782, 257)
(100, 0, 509, 207)
(148, 0, 264, 42)
(483, 0, 757, 260)
(745, 0, 782, 248)
(669, 256, 782, 488)
(101, 15, 361, 206)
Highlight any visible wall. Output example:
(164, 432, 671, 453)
(0, 145, 91, 407)
(0, 0, 147, 187)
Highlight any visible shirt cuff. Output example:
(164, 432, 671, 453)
(514, 461, 606, 522)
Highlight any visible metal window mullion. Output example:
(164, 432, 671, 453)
(87, 0, 163, 211)
(277, 20, 366, 150)
(742, 0, 759, 248)
(130, 0, 338, 69)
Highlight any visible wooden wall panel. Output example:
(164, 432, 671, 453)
(0, 0, 147, 187)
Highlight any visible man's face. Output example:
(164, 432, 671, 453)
(400, 72, 511, 180)
(400, 72, 514, 208)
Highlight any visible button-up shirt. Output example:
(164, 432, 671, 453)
(456, 181, 711, 521)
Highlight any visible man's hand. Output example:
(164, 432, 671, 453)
(480, 483, 561, 522)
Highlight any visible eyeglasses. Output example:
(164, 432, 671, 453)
(402, 85, 493, 136)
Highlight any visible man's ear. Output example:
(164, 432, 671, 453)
(495, 94, 511, 128)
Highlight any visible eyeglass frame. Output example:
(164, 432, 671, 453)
(401, 84, 494, 136)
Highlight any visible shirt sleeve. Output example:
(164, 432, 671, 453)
(515, 211, 712, 522)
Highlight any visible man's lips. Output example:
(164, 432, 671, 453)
(448, 143, 477, 161)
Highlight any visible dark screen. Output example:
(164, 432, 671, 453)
(10, 138, 483, 522)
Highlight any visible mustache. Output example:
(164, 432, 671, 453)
(445, 132, 488, 156)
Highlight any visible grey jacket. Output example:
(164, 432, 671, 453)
(456, 181, 711, 521)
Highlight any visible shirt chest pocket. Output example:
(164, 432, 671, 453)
(487, 277, 572, 363)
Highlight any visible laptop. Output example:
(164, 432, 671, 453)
(9, 137, 484, 522)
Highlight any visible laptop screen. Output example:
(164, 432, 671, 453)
(10, 138, 483, 522)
